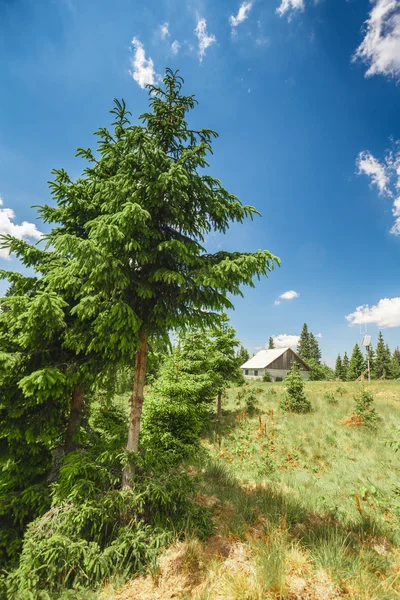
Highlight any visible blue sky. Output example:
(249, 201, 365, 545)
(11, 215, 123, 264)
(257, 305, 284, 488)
(1, 0, 400, 365)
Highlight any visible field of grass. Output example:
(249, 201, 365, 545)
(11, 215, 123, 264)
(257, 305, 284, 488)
(109, 380, 400, 600)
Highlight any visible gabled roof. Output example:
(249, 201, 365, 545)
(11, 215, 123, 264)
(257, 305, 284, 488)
(241, 348, 287, 369)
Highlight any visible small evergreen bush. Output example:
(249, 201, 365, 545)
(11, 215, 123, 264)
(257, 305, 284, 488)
(262, 372, 272, 382)
(281, 364, 312, 413)
(354, 388, 379, 428)
(323, 392, 338, 404)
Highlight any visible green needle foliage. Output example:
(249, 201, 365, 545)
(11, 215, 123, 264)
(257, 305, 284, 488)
(353, 388, 379, 428)
(347, 343, 365, 381)
(281, 363, 312, 413)
(0, 244, 109, 568)
(342, 352, 349, 380)
(375, 332, 392, 379)
(37, 69, 279, 486)
(335, 354, 345, 380)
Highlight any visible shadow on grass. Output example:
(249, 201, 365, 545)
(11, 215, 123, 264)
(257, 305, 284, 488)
(195, 457, 398, 592)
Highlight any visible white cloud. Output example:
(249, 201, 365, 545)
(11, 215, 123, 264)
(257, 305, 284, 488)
(230, 1, 253, 32)
(346, 297, 400, 328)
(130, 37, 158, 89)
(316, 332, 323, 338)
(353, 0, 400, 80)
(171, 40, 181, 55)
(272, 334, 300, 348)
(357, 151, 389, 194)
(159, 22, 170, 40)
(0, 196, 42, 260)
(356, 142, 400, 235)
(194, 18, 216, 62)
(276, 0, 305, 18)
(274, 290, 300, 305)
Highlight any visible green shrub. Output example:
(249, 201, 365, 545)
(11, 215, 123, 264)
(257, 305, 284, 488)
(354, 388, 379, 428)
(266, 388, 277, 397)
(262, 372, 272, 382)
(281, 364, 312, 413)
(335, 385, 347, 396)
(323, 392, 338, 404)
(141, 396, 207, 468)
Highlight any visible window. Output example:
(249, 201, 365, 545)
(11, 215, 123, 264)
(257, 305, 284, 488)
(254, 370, 258, 376)
(245, 369, 249, 375)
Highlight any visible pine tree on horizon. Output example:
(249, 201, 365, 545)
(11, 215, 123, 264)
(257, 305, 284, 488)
(391, 347, 400, 379)
(297, 323, 311, 361)
(309, 332, 322, 363)
(375, 331, 392, 379)
(367, 346, 376, 379)
(268, 336, 275, 349)
(347, 343, 365, 380)
(342, 351, 349, 380)
(335, 354, 345, 380)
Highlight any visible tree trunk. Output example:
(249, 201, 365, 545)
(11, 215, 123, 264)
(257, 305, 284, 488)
(217, 391, 222, 419)
(122, 330, 148, 489)
(64, 388, 85, 454)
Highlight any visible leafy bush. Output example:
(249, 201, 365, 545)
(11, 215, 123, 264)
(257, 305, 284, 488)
(335, 385, 347, 396)
(281, 364, 312, 413)
(141, 396, 208, 467)
(323, 392, 338, 404)
(354, 388, 379, 428)
(244, 390, 258, 414)
(308, 359, 335, 381)
(262, 372, 272, 382)
(2, 404, 212, 598)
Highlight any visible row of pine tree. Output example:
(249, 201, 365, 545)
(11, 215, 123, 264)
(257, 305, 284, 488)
(335, 332, 400, 381)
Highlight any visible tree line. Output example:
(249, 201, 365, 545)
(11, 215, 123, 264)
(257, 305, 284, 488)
(335, 331, 400, 381)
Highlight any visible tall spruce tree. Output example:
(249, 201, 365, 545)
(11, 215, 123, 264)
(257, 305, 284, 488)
(391, 347, 400, 379)
(268, 336, 275, 349)
(39, 70, 279, 487)
(236, 344, 249, 366)
(309, 332, 322, 363)
(208, 315, 242, 418)
(367, 346, 376, 379)
(347, 343, 365, 380)
(297, 323, 310, 361)
(375, 332, 391, 379)
(342, 352, 349, 380)
(335, 354, 345, 380)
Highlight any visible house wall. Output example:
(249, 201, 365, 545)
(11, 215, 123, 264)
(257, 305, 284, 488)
(242, 368, 310, 381)
(268, 348, 310, 372)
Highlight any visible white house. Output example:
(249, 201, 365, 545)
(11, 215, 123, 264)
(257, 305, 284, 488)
(241, 347, 311, 381)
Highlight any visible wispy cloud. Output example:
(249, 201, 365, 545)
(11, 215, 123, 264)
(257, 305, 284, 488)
(346, 297, 400, 328)
(276, 0, 305, 18)
(171, 40, 181, 55)
(353, 0, 400, 80)
(316, 332, 323, 338)
(357, 151, 389, 194)
(0, 196, 42, 259)
(274, 290, 300, 305)
(159, 22, 170, 40)
(129, 37, 158, 89)
(230, 1, 253, 33)
(194, 17, 216, 62)
(272, 333, 300, 348)
(356, 142, 400, 235)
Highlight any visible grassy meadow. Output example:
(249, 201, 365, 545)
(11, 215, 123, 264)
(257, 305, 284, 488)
(108, 380, 400, 600)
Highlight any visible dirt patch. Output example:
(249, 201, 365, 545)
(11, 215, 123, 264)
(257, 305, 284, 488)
(341, 414, 365, 427)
